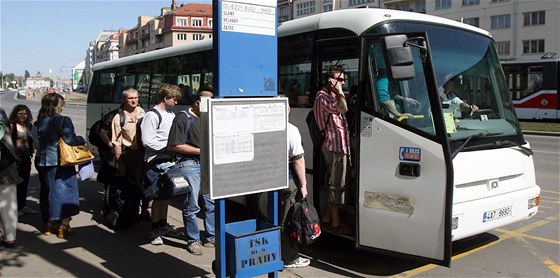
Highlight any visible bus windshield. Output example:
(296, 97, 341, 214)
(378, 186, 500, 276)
(374, 23, 524, 152)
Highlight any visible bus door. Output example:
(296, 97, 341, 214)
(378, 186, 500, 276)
(357, 34, 452, 266)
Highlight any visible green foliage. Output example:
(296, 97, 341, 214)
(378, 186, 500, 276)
(520, 121, 560, 132)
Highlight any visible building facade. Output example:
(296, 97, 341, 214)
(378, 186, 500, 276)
(97, 29, 127, 63)
(119, 3, 212, 57)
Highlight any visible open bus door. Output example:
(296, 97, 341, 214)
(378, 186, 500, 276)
(355, 34, 453, 266)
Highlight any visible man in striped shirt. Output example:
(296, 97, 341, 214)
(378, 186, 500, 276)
(313, 66, 351, 235)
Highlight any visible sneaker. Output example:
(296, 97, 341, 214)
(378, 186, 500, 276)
(150, 236, 163, 245)
(21, 207, 37, 215)
(284, 257, 310, 268)
(160, 224, 183, 238)
(203, 238, 215, 248)
(186, 241, 203, 256)
(148, 230, 162, 245)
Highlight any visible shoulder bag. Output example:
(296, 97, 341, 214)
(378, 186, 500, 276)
(58, 116, 94, 166)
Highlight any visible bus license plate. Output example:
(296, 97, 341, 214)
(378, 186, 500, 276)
(483, 206, 512, 222)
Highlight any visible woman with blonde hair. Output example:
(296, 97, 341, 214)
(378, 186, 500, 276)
(33, 93, 86, 238)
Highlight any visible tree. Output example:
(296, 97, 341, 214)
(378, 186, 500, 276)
(24, 70, 30, 80)
(36, 71, 42, 77)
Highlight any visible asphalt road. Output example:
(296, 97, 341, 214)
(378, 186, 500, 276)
(1, 91, 558, 277)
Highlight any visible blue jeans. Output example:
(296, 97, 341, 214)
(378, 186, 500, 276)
(179, 160, 215, 244)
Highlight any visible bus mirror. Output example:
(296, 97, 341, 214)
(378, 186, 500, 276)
(383, 35, 415, 80)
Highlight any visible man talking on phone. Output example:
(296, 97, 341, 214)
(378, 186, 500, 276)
(312, 66, 352, 235)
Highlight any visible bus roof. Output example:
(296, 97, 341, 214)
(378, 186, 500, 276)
(93, 8, 490, 71)
(277, 8, 490, 37)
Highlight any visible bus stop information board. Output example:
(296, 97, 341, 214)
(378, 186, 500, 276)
(203, 98, 288, 200)
(215, 0, 277, 97)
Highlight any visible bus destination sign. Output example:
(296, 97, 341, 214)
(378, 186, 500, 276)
(221, 0, 276, 36)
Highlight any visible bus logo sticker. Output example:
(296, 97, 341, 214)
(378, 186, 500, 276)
(399, 147, 421, 162)
(487, 179, 499, 191)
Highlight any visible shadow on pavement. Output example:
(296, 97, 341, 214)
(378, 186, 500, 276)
(2, 172, 213, 277)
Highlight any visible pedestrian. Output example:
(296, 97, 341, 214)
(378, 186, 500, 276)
(8, 105, 37, 216)
(312, 66, 352, 235)
(278, 95, 310, 268)
(33, 93, 86, 239)
(168, 89, 215, 255)
(141, 83, 183, 245)
(0, 107, 21, 248)
(110, 87, 150, 218)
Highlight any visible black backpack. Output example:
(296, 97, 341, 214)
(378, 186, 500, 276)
(89, 109, 125, 150)
(286, 199, 322, 245)
(102, 176, 142, 229)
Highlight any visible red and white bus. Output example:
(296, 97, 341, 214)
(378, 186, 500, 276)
(502, 59, 560, 120)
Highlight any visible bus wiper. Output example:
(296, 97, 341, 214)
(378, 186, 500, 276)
(450, 132, 501, 159)
(491, 140, 533, 156)
(461, 139, 533, 157)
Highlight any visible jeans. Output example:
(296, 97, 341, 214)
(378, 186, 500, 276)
(179, 160, 215, 244)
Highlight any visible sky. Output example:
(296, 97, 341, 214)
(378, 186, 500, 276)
(0, 0, 210, 79)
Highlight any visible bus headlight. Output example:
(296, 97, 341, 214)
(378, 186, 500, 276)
(528, 196, 540, 209)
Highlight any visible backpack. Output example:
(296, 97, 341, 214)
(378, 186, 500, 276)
(286, 199, 322, 245)
(306, 110, 326, 147)
(136, 108, 162, 152)
(89, 109, 125, 150)
(101, 176, 142, 229)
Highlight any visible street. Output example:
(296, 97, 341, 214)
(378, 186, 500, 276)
(1, 91, 558, 277)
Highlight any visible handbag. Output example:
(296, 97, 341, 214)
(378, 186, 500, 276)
(143, 162, 191, 200)
(58, 117, 94, 166)
(160, 165, 191, 196)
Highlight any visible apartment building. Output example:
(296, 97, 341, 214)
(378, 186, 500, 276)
(97, 29, 128, 63)
(119, 3, 212, 57)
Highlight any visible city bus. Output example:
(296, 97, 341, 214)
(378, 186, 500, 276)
(501, 58, 560, 120)
(87, 9, 540, 266)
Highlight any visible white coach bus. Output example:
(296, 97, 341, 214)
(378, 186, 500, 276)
(87, 9, 540, 266)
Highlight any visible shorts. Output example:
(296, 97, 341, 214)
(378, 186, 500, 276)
(322, 148, 348, 206)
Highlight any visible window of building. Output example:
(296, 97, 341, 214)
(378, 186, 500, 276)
(296, 1, 315, 16)
(349, 0, 374, 5)
(463, 17, 479, 27)
(523, 40, 545, 54)
(193, 34, 204, 41)
(397, 4, 411, 11)
(496, 41, 510, 55)
(323, 4, 333, 12)
(462, 0, 479, 5)
(491, 0, 509, 2)
(192, 19, 202, 27)
(491, 14, 511, 29)
(436, 0, 452, 9)
(176, 18, 187, 26)
(523, 11, 545, 26)
(208, 19, 213, 27)
(177, 33, 187, 41)
(416, 2, 426, 13)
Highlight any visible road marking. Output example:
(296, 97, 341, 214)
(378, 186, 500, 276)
(494, 228, 560, 244)
(399, 215, 558, 277)
(516, 233, 560, 276)
(541, 189, 559, 194)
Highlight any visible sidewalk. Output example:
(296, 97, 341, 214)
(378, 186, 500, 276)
(0, 170, 335, 277)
